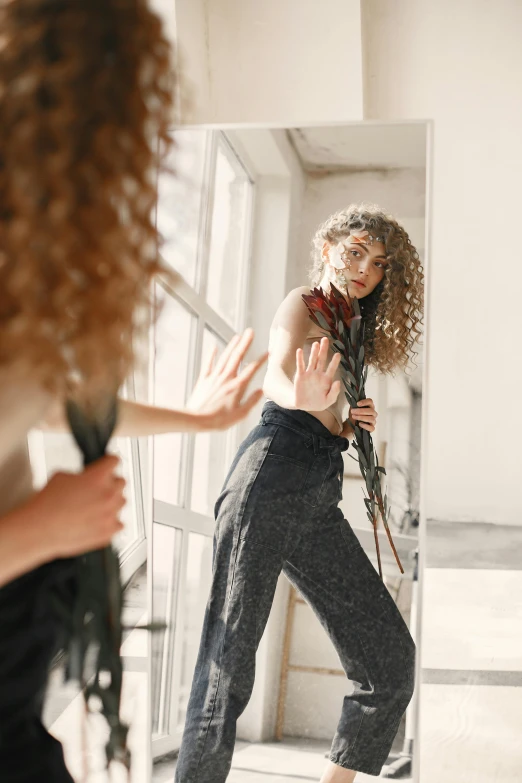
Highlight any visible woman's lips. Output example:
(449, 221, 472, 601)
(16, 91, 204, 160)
(352, 279, 366, 289)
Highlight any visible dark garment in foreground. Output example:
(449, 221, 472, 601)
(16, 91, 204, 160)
(175, 401, 416, 782)
(0, 397, 118, 782)
(0, 558, 76, 782)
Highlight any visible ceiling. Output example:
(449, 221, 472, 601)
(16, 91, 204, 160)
(288, 123, 427, 173)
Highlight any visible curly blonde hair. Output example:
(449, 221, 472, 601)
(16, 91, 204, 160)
(309, 203, 424, 374)
(0, 0, 177, 400)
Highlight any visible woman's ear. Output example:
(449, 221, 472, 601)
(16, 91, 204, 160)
(321, 241, 331, 262)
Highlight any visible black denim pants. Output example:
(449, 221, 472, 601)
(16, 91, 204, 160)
(175, 401, 415, 781)
(0, 559, 76, 782)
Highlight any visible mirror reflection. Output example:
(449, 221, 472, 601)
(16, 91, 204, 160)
(151, 122, 427, 783)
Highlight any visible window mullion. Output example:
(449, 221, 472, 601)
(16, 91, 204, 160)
(181, 312, 204, 511)
(196, 132, 218, 302)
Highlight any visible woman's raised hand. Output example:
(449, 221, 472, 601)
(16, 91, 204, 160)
(294, 337, 341, 412)
(186, 328, 268, 430)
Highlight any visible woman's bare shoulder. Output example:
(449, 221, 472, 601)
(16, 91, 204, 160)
(269, 287, 322, 346)
(288, 285, 313, 297)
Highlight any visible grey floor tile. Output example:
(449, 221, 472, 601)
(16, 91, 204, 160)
(420, 683, 522, 783)
(426, 520, 522, 569)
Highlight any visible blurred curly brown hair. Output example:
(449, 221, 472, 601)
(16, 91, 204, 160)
(309, 203, 424, 374)
(0, 0, 177, 400)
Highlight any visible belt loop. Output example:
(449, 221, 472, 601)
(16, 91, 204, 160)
(312, 433, 320, 455)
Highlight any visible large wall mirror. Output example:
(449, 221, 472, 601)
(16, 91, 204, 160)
(149, 121, 428, 783)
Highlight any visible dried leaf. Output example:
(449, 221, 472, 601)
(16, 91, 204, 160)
(314, 311, 330, 331)
(345, 370, 358, 387)
(358, 450, 368, 470)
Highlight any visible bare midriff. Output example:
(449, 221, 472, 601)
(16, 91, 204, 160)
(306, 407, 343, 436)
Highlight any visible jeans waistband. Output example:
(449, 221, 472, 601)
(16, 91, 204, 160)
(260, 401, 349, 456)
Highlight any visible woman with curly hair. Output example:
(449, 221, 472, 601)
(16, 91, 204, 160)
(175, 204, 424, 783)
(0, 2, 265, 781)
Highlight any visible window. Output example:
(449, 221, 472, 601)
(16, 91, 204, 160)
(156, 130, 208, 288)
(150, 130, 254, 756)
(206, 138, 252, 328)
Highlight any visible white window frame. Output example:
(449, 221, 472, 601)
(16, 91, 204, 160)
(151, 130, 255, 758)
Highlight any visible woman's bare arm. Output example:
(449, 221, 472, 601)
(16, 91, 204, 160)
(262, 287, 341, 412)
(262, 287, 316, 408)
(39, 398, 212, 437)
(38, 329, 267, 437)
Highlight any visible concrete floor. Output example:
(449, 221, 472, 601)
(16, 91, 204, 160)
(152, 738, 412, 783)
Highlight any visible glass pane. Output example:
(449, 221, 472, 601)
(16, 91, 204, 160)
(153, 291, 195, 506)
(151, 523, 183, 737)
(40, 432, 82, 475)
(156, 129, 209, 286)
(177, 532, 213, 727)
(206, 139, 251, 327)
(190, 330, 233, 516)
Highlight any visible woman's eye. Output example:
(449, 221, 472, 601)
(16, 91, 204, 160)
(350, 250, 361, 258)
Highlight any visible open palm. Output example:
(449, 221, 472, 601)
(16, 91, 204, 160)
(294, 337, 341, 412)
(186, 328, 268, 430)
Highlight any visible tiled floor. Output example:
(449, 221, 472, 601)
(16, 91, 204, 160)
(152, 739, 412, 782)
(419, 521, 522, 783)
(419, 683, 522, 783)
(421, 568, 522, 672)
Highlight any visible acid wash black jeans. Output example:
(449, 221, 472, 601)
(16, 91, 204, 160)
(175, 401, 415, 782)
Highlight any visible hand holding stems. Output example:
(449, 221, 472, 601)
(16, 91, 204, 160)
(186, 328, 268, 430)
(340, 399, 378, 438)
(294, 336, 342, 412)
(0, 455, 126, 586)
(38, 456, 126, 557)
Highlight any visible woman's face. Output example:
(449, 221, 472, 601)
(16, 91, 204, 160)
(323, 237, 388, 299)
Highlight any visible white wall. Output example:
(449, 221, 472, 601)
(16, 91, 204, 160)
(363, 0, 522, 525)
(161, 0, 521, 531)
(174, 0, 364, 125)
(360, 5, 522, 783)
